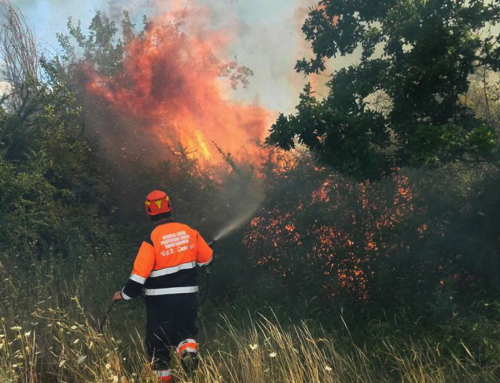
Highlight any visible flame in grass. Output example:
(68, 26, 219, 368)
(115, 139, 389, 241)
(85, 1, 272, 170)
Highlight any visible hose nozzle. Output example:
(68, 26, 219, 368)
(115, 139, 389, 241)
(208, 239, 216, 248)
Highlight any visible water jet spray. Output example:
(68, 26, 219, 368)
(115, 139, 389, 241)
(213, 209, 257, 241)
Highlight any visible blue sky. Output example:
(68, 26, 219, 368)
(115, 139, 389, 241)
(11, 0, 323, 114)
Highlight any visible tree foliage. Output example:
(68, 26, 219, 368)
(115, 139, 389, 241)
(0, 3, 119, 261)
(268, 0, 500, 180)
(57, 12, 127, 76)
(0, 59, 116, 260)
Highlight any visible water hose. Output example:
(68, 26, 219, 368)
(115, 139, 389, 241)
(197, 266, 211, 307)
(99, 300, 116, 333)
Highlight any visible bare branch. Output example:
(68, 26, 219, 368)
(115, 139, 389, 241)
(0, 0, 39, 108)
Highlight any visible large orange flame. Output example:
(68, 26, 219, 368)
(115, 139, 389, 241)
(85, 1, 273, 170)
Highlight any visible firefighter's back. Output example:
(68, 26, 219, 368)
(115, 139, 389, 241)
(139, 220, 212, 294)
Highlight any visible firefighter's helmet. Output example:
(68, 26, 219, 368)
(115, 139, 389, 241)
(145, 190, 172, 217)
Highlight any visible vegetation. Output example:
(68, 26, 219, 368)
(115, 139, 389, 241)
(1, 0, 500, 382)
(268, 0, 500, 180)
(2, 262, 500, 382)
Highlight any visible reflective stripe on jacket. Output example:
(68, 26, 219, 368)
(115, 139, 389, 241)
(122, 219, 213, 299)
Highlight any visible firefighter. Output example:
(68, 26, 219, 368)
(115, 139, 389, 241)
(113, 190, 213, 382)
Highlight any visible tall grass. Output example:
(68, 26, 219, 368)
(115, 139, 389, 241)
(1, 256, 499, 382)
(2, 308, 498, 382)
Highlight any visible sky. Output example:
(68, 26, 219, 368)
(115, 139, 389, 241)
(9, 0, 329, 115)
(8, 0, 500, 117)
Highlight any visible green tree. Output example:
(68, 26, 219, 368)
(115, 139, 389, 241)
(57, 12, 126, 76)
(0, 3, 117, 260)
(0, 57, 116, 259)
(268, 0, 500, 180)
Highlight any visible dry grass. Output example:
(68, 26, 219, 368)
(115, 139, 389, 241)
(1, 259, 499, 382)
(1, 305, 498, 382)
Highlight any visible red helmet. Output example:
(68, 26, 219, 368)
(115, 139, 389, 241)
(145, 190, 172, 217)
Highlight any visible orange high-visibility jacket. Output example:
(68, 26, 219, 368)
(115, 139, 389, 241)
(121, 219, 213, 299)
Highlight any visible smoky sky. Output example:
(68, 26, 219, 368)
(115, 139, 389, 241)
(9, 0, 342, 114)
(9, 0, 500, 114)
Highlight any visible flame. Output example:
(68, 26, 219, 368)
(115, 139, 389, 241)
(243, 164, 424, 301)
(80, 1, 420, 302)
(85, 1, 273, 171)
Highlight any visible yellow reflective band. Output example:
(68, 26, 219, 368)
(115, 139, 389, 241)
(155, 199, 163, 209)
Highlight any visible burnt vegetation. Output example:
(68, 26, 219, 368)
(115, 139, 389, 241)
(2, 0, 500, 381)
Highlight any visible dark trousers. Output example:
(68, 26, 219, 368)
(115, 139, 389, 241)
(145, 293, 198, 370)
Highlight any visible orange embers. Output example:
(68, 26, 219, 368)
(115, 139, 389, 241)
(85, 1, 272, 171)
(243, 167, 422, 302)
(266, 149, 301, 177)
(417, 223, 429, 239)
(312, 178, 334, 203)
